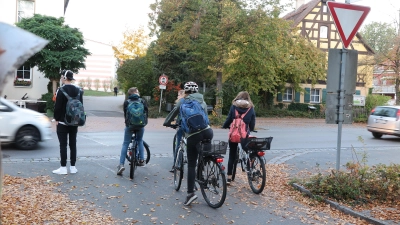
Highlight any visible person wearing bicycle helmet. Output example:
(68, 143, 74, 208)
(222, 91, 256, 184)
(163, 81, 213, 206)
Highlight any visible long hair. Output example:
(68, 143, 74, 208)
(232, 91, 254, 107)
(175, 90, 186, 103)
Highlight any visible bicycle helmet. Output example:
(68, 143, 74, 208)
(184, 81, 198, 93)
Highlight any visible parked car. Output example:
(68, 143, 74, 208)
(367, 105, 400, 138)
(0, 97, 52, 149)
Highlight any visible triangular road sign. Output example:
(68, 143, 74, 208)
(327, 2, 370, 48)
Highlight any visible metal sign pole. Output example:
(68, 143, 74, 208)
(336, 48, 347, 171)
(159, 89, 163, 113)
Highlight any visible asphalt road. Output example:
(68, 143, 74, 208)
(2, 95, 400, 224)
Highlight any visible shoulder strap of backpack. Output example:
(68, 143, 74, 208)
(240, 107, 251, 119)
(59, 87, 72, 100)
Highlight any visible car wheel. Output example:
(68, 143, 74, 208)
(15, 126, 40, 150)
(372, 132, 383, 139)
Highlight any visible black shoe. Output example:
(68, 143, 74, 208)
(138, 160, 146, 167)
(169, 166, 174, 173)
(227, 178, 232, 185)
(183, 193, 198, 206)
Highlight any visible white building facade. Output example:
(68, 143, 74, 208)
(0, 0, 68, 100)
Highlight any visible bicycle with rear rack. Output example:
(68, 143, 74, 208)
(231, 133, 273, 194)
(126, 130, 151, 179)
(167, 125, 228, 208)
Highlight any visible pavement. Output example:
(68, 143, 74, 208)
(2, 95, 398, 225)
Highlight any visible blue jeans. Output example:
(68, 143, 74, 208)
(173, 128, 184, 165)
(119, 126, 145, 165)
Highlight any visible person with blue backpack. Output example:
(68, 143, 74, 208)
(163, 81, 213, 206)
(117, 87, 148, 175)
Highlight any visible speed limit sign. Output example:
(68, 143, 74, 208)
(159, 74, 168, 85)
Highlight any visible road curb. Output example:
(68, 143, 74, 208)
(291, 183, 389, 225)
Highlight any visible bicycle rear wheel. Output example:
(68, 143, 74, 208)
(173, 149, 184, 191)
(130, 147, 137, 180)
(199, 159, 227, 208)
(247, 154, 266, 194)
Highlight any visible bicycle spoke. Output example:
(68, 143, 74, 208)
(200, 160, 226, 208)
(248, 155, 266, 194)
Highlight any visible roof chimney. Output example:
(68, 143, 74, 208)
(296, 0, 305, 9)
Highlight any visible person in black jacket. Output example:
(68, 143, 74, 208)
(53, 70, 83, 175)
(222, 91, 256, 184)
(117, 87, 148, 175)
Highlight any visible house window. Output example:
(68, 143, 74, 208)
(322, 5, 327, 13)
(283, 88, 293, 101)
(310, 89, 320, 103)
(17, 0, 35, 22)
(320, 26, 328, 38)
(14, 63, 32, 86)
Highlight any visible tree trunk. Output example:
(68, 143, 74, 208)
(215, 71, 223, 117)
(52, 79, 58, 94)
(396, 72, 400, 105)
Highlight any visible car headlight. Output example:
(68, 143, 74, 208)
(35, 115, 50, 124)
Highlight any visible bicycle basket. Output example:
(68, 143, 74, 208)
(243, 137, 273, 151)
(202, 140, 228, 155)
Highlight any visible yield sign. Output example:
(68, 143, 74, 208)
(327, 2, 370, 48)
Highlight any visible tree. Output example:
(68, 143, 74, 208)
(112, 26, 150, 62)
(360, 22, 397, 62)
(16, 14, 90, 94)
(149, 0, 326, 114)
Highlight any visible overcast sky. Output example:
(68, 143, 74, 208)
(64, 0, 400, 45)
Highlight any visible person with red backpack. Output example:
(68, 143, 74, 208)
(222, 91, 256, 185)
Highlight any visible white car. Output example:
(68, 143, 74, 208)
(0, 97, 52, 150)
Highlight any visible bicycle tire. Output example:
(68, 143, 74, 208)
(199, 159, 227, 208)
(231, 147, 240, 181)
(126, 140, 150, 164)
(130, 146, 137, 180)
(247, 154, 266, 194)
(173, 133, 177, 157)
(144, 141, 150, 164)
(173, 149, 184, 191)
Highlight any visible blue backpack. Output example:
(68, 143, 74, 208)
(126, 99, 147, 130)
(180, 99, 209, 133)
(59, 87, 86, 126)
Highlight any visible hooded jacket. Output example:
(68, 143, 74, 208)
(124, 94, 148, 126)
(222, 99, 256, 131)
(163, 92, 208, 127)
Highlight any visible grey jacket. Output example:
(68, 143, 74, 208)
(163, 92, 207, 126)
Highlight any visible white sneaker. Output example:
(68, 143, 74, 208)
(52, 167, 67, 175)
(70, 166, 78, 174)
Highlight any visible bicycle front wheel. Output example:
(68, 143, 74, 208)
(247, 154, 266, 194)
(144, 141, 150, 164)
(199, 159, 227, 208)
(173, 149, 184, 191)
(130, 148, 137, 180)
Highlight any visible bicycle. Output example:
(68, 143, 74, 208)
(167, 125, 228, 208)
(126, 130, 151, 180)
(231, 135, 273, 194)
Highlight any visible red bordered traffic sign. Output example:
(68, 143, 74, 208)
(327, 2, 370, 48)
(159, 74, 168, 85)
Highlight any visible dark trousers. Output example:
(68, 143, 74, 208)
(57, 124, 78, 167)
(227, 141, 239, 176)
(186, 128, 213, 194)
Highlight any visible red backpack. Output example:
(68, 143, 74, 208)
(229, 108, 251, 143)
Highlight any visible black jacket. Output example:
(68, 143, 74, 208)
(54, 84, 83, 123)
(222, 105, 256, 131)
(123, 94, 148, 126)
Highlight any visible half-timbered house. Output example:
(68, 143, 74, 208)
(278, 0, 374, 105)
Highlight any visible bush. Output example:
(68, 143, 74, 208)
(302, 162, 400, 205)
(208, 114, 226, 127)
(39, 92, 54, 112)
(365, 94, 391, 112)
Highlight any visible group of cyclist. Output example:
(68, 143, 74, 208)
(118, 81, 256, 207)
